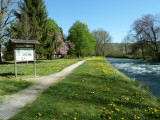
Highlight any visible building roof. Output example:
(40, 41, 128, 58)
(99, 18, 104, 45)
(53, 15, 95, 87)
(9, 39, 40, 44)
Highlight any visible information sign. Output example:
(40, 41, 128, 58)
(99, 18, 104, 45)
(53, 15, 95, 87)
(16, 48, 34, 61)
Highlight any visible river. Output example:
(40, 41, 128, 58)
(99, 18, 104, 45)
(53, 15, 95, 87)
(106, 57, 160, 98)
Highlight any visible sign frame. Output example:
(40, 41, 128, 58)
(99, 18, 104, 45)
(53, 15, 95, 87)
(14, 45, 36, 78)
(10, 39, 39, 78)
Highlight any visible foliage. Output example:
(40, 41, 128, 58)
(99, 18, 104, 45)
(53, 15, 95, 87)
(44, 18, 70, 59)
(68, 21, 96, 57)
(10, 57, 160, 120)
(3, 42, 14, 61)
(11, 0, 48, 57)
(54, 33, 69, 55)
(44, 18, 60, 59)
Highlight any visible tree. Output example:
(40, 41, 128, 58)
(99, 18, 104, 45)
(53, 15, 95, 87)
(45, 18, 71, 59)
(130, 33, 146, 60)
(131, 14, 160, 61)
(55, 33, 69, 56)
(44, 18, 60, 59)
(0, 0, 16, 63)
(10, 13, 33, 39)
(92, 28, 112, 56)
(67, 21, 96, 57)
(14, 0, 48, 57)
(121, 35, 132, 56)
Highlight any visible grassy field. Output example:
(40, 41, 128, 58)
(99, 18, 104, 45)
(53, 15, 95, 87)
(0, 58, 81, 96)
(10, 57, 160, 120)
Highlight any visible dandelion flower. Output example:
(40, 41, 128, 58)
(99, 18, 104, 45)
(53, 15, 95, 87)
(38, 113, 42, 117)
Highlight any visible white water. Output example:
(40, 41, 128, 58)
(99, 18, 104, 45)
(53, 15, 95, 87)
(107, 57, 160, 97)
(114, 63, 160, 75)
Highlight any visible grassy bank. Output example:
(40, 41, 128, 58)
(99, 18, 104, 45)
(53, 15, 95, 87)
(0, 58, 81, 96)
(10, 57, 160, 120)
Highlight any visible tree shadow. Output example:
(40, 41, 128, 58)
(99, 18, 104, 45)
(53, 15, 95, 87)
(0, 72, 24, 77)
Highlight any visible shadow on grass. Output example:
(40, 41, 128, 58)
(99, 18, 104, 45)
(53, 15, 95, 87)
(0, 72, 24, 77)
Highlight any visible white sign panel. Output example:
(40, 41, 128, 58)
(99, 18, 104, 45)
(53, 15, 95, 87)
(16, 48, 34, 61)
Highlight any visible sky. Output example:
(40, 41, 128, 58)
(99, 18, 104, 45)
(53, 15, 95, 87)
(45, 0, 160, 43)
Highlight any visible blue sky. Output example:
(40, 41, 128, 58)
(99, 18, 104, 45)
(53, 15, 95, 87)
(45, 0, 160, 43)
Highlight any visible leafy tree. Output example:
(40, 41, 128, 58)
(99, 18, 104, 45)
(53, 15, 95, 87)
(4, 0, 48, 60)
(14, 0, 48, 57)
(3, 42, 14, 60)
(55, 33, 69, 56)
(10, 13, 33, 39)
(45, 18, 70, 59)
(68, 21, 96, 57)
(44, 18, 60, 59)
(92, 28, 112, 56)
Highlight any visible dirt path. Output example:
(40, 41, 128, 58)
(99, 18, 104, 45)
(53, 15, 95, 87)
(0, 60, 87, 120)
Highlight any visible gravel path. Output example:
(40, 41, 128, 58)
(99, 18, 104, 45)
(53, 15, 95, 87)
(0, 60, 87, 120)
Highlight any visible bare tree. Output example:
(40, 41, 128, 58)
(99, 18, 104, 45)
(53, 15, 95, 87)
(92, 28, 112, 56)
(132, 14, 160, 61)
(0, 0, 16, 63)
(131, 23, 146, 60)
(121, 35, 131, 56)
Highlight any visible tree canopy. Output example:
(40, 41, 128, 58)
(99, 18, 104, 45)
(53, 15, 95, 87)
(68, 21, 96, 57)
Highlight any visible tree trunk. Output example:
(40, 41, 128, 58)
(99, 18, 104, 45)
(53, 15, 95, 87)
(125, 44, 128, 56)
(0, 30, 2, 63)
(156, 53, 160, 62)
(141, 47, 145, 60)
(0, 44, 2, 63)
(0, 0, 4, 63)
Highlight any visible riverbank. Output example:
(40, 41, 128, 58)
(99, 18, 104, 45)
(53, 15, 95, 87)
(10, 57, 160, 120)
(106, 56, 160, 63)
(107, 57, 160, 98)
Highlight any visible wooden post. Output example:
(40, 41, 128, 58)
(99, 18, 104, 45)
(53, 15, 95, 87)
(34, 45, 36, 76)
(14, 45, 17, 78)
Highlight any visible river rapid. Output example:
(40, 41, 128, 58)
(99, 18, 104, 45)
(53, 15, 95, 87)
(106, 57, 160, 98)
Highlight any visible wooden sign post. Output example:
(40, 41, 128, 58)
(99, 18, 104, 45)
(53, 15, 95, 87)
(9, 39, 40, 78)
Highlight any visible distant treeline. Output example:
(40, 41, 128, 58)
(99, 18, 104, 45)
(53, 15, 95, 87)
(101, 14, 160, 62)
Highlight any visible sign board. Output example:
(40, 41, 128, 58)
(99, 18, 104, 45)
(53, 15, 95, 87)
(16, 48, 34, 61)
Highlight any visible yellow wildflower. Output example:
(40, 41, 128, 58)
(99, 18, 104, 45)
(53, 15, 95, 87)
(154, 108, 159, 112)
(63, 113, 67, 116)
(137, 116, 140, 119)
(115, 108, 119, 111)
(38, 113, 42, 117)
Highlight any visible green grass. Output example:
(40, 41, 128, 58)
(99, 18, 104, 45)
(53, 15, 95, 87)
(0, 79, 32, 95)
(10, 57, 160, 120)
(0, 58, 82, 96)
